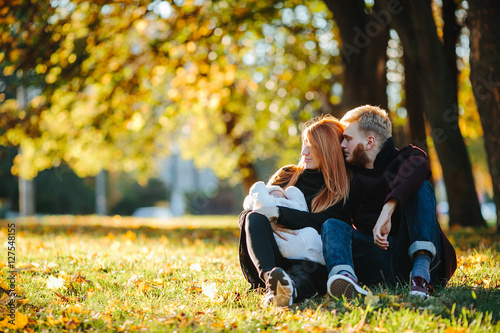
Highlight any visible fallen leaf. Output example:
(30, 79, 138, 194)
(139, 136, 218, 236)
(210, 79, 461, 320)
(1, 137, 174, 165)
(71, 272, 89, 284)
(66, 316, 81, 329)
(0, 311, 28, 329)
(16, 263, 39, 272)
(185, 285, 202, 293)
(364, 292, 380, 306)
(47, 276, 65, 290)
(202, 282, 219, 302)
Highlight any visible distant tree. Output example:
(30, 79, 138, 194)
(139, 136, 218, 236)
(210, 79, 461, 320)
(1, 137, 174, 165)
(0, 0, 489, 227)
(373, 0, 484, 227)
(467, 0, 500, 231)
(110, 177, 170, 216)
(0, 146, 18, 215)
(35, 166, 95, 214)
(0, 0, 343, 192)
(322, 0, 389, 114)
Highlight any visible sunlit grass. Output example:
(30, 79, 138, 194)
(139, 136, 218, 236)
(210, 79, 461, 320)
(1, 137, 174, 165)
(0, 215, 499, 332)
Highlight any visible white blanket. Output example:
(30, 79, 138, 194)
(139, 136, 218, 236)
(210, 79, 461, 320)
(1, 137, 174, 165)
(243, 181, 325, 265)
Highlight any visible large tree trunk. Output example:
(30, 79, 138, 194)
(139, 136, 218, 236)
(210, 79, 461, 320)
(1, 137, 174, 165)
(442, 0, 460, 95)
(404, 52, 428, 154)
(322, 0, 388, 116)
(379, 0, 485, 227)
(467, 1, 500, 232)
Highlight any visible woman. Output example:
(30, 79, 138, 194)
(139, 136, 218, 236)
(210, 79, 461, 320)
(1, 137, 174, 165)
(238, 114, 351, 306)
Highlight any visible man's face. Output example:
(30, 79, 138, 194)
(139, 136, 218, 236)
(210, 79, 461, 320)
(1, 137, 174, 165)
(341, 122, 369, 167)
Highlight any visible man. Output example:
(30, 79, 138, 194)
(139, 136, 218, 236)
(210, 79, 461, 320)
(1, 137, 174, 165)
(322, 105, 456, 299)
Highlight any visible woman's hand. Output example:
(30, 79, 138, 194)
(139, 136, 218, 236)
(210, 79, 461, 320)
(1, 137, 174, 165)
(270, 221, 297, 241)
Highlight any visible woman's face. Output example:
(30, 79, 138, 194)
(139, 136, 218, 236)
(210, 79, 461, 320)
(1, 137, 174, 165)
(301, 139, 318, 169)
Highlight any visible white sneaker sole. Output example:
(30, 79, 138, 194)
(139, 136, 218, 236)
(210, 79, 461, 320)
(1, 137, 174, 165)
(409, 290, 431, 298)
(327, 274, 367, 300)
(268, 268, 294, 306)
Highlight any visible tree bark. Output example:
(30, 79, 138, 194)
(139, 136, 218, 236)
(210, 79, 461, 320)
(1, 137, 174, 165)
(378, 0, 485, 227)
(467, 0, 500, 232)
(442, 0, 460, 95)
(404, 52, 428, 154)
(322, 0, 388, 115)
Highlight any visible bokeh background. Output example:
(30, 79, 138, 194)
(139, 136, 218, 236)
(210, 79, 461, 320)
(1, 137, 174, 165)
(0, 0, 498, 230)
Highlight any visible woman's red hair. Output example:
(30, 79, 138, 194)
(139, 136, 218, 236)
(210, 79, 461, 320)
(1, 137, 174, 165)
(268, 115, 349, 212)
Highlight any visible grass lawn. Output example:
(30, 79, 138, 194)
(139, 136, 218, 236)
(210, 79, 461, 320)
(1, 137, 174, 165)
(0, 215, 499, 332)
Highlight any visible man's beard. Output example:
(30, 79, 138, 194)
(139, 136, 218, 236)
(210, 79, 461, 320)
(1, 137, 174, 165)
(346, 143, 369, 168)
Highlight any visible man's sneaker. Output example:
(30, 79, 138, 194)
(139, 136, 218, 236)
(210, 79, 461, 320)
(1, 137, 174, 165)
(327, 274, 368, 300)
(409, 276, 434, 298)
(264, 267, 296, 307)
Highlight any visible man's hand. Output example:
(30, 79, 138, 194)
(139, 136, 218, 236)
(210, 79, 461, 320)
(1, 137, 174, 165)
(373, 199, 398, 250)
(270, 221, 297, 241)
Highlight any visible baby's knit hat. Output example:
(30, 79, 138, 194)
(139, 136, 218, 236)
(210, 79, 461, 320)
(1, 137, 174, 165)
(267, 185, 285, 195)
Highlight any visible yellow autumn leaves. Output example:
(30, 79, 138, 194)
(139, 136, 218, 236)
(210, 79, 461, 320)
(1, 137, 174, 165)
(0, 311, 28, 330)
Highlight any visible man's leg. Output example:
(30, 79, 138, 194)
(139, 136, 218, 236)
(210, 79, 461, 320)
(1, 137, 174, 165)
(396, 180, 442, 295)
(321, 219, 356, 279)
(321, 219, 368, 299)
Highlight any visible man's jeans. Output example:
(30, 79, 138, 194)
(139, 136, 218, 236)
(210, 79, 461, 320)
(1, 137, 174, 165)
(321, 181, 443, 286)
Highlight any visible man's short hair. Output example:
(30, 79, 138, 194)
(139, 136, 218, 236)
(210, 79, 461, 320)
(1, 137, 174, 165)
(341, 105, 392, 143)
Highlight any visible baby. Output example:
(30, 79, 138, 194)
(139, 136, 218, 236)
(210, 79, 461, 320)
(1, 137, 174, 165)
(243, 181, 325, 266)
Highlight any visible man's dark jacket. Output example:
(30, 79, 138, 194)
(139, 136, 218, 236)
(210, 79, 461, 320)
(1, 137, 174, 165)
(348, 138, 457, 283)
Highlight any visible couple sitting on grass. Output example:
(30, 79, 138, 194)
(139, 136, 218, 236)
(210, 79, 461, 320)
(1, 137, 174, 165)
(238, 105, 457, 307)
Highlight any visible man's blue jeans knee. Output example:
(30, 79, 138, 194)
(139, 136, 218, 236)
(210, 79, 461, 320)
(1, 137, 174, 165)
(321, 219, 357, 279)
(321, 180, 443, 286)
(322, 218, 393, 285)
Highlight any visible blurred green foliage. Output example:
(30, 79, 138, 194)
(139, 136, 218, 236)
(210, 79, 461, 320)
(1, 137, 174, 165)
(0, 0, 342, 185)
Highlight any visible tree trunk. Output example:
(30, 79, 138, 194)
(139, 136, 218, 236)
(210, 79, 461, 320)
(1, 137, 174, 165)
(322, 0, 388, 115)
(467, 0, 500, 232)
(404, 52, 428, 154)
(442, 0, 460, 95)
(379, 0, 485, 227)
(17, 86, 36, 217)
(95, 170, 107, 215)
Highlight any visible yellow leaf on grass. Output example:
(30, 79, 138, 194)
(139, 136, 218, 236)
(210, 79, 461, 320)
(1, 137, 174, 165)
(47, 275, 65, 290)
(185, 285, 202, 293)
(364, 291, 380, 306)
(66, 316, 81, 329)
(0, 311, 28, 329)
(138, 281, 153, 293)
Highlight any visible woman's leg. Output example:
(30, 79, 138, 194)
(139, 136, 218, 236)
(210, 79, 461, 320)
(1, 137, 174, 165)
(288, 260, 328, 301)
(245, 212, 288, 281)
